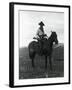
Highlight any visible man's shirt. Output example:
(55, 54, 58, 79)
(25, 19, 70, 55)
(36, 28, 44, 37)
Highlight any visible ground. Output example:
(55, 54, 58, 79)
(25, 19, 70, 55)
(19, 44, 64, 79)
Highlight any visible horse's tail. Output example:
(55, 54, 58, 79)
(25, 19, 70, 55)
(28, 41, 37, 59)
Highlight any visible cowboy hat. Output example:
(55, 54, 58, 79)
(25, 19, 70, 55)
(39, 21, 45, 26)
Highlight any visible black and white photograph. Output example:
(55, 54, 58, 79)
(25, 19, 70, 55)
(19, 10, 64, 79)
(9, 2, 70, 87)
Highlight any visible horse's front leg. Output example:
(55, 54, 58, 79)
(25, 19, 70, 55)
(49, 55, 52, 71)
(45, 56, 47, 69)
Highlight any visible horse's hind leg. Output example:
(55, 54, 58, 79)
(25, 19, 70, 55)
(31, 53, 35, 68)
(29, 52, 35, 68)
(45, 56, 47, 69)
(49, 55, 52, 71)
(32, 58, 34, 68)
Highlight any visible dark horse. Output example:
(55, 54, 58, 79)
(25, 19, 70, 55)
(28, 31, 58, 70)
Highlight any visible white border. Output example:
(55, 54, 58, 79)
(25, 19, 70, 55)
(14, 4, 69, 86)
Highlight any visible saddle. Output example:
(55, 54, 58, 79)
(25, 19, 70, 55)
(33, 34, 47, 40)
(33, 34, 48, 55)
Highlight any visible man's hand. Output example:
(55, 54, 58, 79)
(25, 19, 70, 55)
(33, 37, 36, 39)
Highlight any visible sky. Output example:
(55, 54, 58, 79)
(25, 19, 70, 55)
(19, 10, 64, 48)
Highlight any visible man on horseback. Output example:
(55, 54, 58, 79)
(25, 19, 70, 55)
(35, 21, 46, 55)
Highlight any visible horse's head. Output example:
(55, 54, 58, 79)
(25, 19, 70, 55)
(51, 31, 58, 44)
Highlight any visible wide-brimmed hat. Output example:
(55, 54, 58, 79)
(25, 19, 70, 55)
(39, 21, 45, 26)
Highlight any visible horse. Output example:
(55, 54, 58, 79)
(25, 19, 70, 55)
(28, 31, 58, 70)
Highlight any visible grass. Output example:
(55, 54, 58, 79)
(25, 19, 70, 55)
(19, 44, 64, 79)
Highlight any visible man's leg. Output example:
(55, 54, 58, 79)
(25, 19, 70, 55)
(39, 36, 43, 55)
(40, 40, 43, 55)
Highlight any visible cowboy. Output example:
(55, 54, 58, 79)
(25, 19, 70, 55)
(36, 21, 45, 39)
(36, 21, 45, 55)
